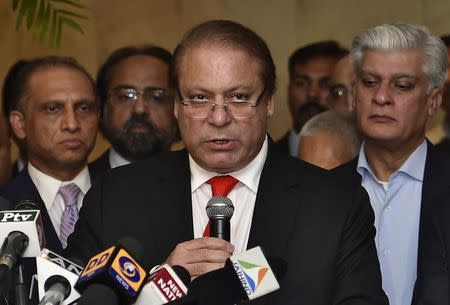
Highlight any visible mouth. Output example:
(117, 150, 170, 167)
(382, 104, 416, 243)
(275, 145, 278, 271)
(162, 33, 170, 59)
(368, 114, 395, 123)
(129, 123, 150, 133)
(60, 139, 82, 149)
(206, 138, 236, 150)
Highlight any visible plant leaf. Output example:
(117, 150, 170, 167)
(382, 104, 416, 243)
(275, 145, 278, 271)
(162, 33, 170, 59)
(26, 0, 38, 30)
(49, 7, 57, 48)
(55, 15, 63, 48)
(60, 16, 84, 34)
(33, 0, 45, 39)
(15, 0, 30, 30)
(56, 8, 87, 20)
(50, 0, 87, 9)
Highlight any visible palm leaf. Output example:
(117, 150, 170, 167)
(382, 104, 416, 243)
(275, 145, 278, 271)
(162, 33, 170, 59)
(12, 0, 88, 49)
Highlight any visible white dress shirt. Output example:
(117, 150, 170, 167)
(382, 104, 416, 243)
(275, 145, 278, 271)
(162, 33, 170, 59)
(28, 162, 91, 238)
(190, 136, 268, 254)
(109, 147, 131, 169)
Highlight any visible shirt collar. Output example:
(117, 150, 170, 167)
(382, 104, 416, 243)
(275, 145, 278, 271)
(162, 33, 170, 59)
(109, 147, 131, 169)
(189, 135, 269, 194)
(357, 140, 427, 182)
(28, 162, 91, 210)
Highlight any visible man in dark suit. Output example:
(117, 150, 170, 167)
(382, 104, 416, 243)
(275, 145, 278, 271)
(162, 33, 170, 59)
(66, 20, 387, 305)
(0, 56, 100, 304)
(89, 45, 178, 175)
(348, 23, 448, 305)
(274, 41, 347, 156)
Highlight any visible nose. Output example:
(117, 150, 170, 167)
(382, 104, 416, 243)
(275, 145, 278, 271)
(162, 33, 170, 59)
(373, 83, 392, 106)
(133, 94, 147, 115)
(62, 108, 80, 132)
(307, 80, 320, 99)
(207, 101, 232, 127)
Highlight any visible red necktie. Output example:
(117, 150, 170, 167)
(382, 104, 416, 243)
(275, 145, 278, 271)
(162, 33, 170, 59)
(203, 175, 238, 237)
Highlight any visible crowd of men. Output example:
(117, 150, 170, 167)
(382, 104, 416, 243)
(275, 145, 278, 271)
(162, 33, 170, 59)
(0, 20, 450, 305)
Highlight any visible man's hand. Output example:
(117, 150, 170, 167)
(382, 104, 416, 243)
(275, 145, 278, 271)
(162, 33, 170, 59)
(166, 237, 234, 279)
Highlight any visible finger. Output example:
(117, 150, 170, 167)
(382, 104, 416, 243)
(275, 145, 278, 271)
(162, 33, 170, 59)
(186, 262, 226, 278)
(183, 237, 234, 253)
(184, 248, 232, 264)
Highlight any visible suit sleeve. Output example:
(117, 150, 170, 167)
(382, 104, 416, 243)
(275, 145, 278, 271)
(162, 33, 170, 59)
(412, 200, 449, 305)
(333, 185, 388, 305)
(64, 176, 105, 264)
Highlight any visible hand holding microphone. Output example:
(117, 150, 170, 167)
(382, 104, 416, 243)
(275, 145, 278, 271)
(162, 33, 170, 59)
(166, 238, 234, 280)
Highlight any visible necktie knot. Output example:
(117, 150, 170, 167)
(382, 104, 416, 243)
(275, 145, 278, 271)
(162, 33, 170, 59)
(59, 183, 80, 207)
(207, 175, 239, 196)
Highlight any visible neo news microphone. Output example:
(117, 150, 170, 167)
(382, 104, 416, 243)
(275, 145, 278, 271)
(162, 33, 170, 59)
(206, 196, 234, 241)
(35, 249, 84, 305)
(188, 246, 282, 305)
(75, 238, 149, 305)
(134, 264, 190, 305)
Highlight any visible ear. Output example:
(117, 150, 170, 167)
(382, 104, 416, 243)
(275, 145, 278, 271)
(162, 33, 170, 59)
(427, 87, 443, 117)
(9, 110, 26, 140)
(266, 94, 275, 118)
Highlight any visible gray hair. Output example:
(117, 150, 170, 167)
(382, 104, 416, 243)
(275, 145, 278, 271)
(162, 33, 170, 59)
(350, 23, 448, 91)
(299, 110, 362, 157)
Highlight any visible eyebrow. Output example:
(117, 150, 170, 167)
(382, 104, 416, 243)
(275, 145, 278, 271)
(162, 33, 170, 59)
(360, 69, 420, 80)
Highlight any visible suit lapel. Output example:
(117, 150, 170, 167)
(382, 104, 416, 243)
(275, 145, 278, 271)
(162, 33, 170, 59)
(152, 150, 194, 256)
(13, 170, 63, 253)
(247, 146, 301, 257)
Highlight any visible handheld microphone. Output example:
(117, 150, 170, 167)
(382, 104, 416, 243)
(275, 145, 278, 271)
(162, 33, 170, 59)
(36, 249, 84, 305)
(75, 238, 149, 304)
(0, 200, 45, 258)
(0, 231, 28, 281)
(0, 202, 45, 283)
(134, 264, 190, 305)
(206, 196, 234, 241)
(188, 246, 282, 305)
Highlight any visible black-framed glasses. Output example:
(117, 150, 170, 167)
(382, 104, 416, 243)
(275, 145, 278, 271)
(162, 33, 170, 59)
(109, 87, 172, 105)
(177, 87, 266, 119)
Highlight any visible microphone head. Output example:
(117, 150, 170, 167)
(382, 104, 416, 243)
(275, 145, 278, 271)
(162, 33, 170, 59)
(15, 200, 40, 211)
(206, 196, 234, 220)
(118, 237, 144, 262)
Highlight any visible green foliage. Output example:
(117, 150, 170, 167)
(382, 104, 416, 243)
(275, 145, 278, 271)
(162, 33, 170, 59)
(12, 0, 88, 49)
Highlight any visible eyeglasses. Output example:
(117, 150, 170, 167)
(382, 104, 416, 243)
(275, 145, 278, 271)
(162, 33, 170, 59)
(178, 88, 266, 119)
(109, 87, 172, 105)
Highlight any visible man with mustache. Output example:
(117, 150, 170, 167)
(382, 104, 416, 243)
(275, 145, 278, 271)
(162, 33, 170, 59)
(275, 40, 348, 156)
(90, 45, 178, 174)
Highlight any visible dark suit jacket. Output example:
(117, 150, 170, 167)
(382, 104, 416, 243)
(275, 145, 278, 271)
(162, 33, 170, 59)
(0, 166, 97, 305)
(435, 138, 450, 155)
(88, 150, 111, 178)
(412, 144, 450, 305)
(66, 144, 387, 305)
(273, 131, 290, 155)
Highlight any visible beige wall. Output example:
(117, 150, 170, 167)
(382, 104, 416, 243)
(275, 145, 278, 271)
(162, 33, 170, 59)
(2, 0, 449, 161)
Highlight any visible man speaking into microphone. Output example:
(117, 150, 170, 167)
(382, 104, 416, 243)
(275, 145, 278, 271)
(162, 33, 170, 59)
(66, 20, 387, 305)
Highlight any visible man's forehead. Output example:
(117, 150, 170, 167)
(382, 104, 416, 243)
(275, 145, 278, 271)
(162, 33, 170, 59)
(359, 48, 426, 77)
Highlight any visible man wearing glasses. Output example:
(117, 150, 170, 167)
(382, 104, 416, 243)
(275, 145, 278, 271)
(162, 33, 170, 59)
(67, 20, 387, 305)
(90, 45, 179, 175)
